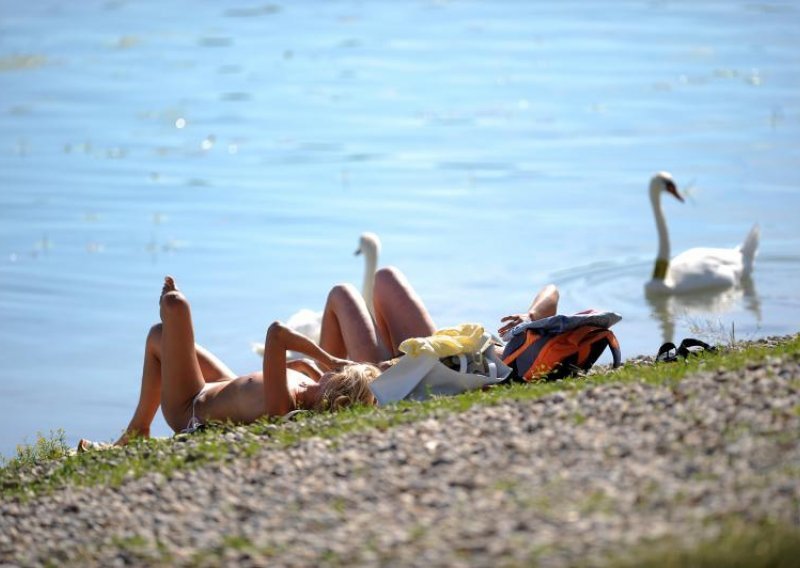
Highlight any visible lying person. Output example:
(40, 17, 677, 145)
(102, 268, 559, 446)
(317, 266, 559, 363)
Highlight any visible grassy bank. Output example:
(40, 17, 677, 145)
(2, 335, 799, 567)
(608, 519, 800, 568)
(3, 334, 798, 501)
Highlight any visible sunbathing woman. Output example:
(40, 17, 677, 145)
(318, 266, 560, 363)
(110, 268, 558, 446)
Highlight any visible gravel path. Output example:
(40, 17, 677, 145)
(2, 350, 799, 567)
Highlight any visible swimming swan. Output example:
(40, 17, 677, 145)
(645, 172, 759, 295)
(252, 232, 382, 356)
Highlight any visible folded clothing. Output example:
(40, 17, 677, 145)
(399, 323, 486, 357)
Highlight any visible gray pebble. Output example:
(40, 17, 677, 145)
(2, 347, 800, 566)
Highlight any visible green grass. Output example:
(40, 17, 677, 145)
(1, 429, 70, 470)
(2, 334, 799, 500)
(189, 535, 285, 566)
(608, 519, 800, 568)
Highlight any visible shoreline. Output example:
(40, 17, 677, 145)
(2, 335, 799, 566)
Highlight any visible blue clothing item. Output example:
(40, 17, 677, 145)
(502, 310, 621, 342)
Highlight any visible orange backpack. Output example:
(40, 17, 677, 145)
(502, 325, 622, 382)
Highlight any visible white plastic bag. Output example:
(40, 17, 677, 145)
(369, 332, 511, 404)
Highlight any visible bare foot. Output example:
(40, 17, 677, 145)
(114, 428, 150, 447)
(159, 276, 180, 321)
(161, 275, 177, 298)
(159, 275, 178, 303)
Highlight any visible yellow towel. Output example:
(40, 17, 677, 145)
(398, 323, 486, 357)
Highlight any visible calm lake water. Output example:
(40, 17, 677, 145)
(1, 0, 799, 456)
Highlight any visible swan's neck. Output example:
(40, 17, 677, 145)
(650, 187, 671, 280)
(361, 252, 378, 317)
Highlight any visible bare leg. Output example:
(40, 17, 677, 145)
(498, 284, 560, 337)
(319, 283, 386, 363)
(116, 323, 236, 445)
(156, 276, 212, 432)
(116, 278, 237, 443)
(372, 266, 436, 357)
(189, 341, 235, 381)
(527, 284, 559, 320)
(115, 323, 164, 445)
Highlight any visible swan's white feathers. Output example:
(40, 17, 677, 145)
(667, 246, 747, 291)
(253, 233, 382, 357)
(646, 172, 759, 296)
(285, 308, 323, 344)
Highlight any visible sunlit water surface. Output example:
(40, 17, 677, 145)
(1, 0, 799, 455)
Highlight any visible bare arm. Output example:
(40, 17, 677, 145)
(262, 321, 352, 416)
(498, 284, 560, 336)
(287, 358, 323, 381)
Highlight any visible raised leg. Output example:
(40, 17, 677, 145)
(497, 284, 560, 337)
(157, 277, 208, 432)
(115, 277, 236, 443)
(319, 283, 386, 363)
(372, 266, 436, 357)
(527, 284, 559, 320)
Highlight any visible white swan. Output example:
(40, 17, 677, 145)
(354, 231, 381, 319)
(284, 307, 324, 346)
(645, 171, 760, 295)
(252, 232, 382, 356)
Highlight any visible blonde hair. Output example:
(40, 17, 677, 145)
(316, 363, 379, 412)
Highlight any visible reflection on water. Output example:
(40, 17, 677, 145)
(646, 277, 762, 345)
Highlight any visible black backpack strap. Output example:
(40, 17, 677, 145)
(608, 332, 622, 368)
(581, 329, 622, 372)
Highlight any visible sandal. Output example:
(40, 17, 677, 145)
(677, 338, 716, 358)
(656, 342, 679, 363)
(656, 338, 716, 363)
(77, 439, 113, 453)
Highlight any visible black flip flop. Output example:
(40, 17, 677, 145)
(677, 338, 716, 358)
(656, 338, 716, 363)
(656, 342, 679, 363)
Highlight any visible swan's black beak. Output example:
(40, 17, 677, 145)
(665, 180, 684, 202)
(354, 248, 362, 256)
